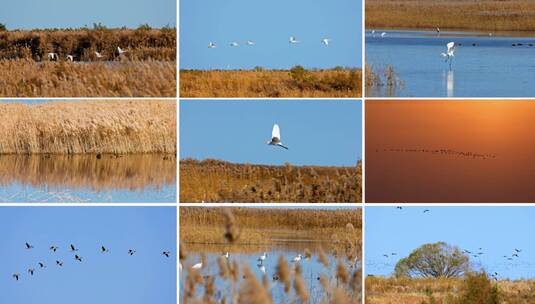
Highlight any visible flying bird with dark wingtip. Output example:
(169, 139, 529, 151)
(50, 245, 59, 252)
(128, 249, 136, 256)
(38, 262, 46, 269)
(162, 251, 171, 258)
(75, 255, 83, 262)
(101, 246, 109, 253)
(70, 244, 78, 252)
(56, 260, 63, 267)
(267, 124, 288, 150)
(25, 242, 34, 249)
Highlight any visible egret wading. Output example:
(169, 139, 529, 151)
(267, 124, 288, 150)
(441, 42, 456, 70)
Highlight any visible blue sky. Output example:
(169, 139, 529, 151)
(0, 0, 175, 29)
(0, 207, 176, 304)
(180, 0, 362, 70)
(366, 206, 535, 280)
(180, 100, 362, 166)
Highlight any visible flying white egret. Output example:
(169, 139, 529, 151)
(267, 124, 288, 150)
(292, 254, 303, 263)
(47, 53, 58, 61)
(208, 42, 216, 48)
(117, 47, 128, 55)
(257, 252, 267, 264)
(289, 36, 299, 44)
(381, 32, 387, 38)
(441, 41, 456, 69)
(246, 40, 255, 46)
(322, 38, 331, 46)
(230, 42, 239, 47)
(192, 262, 203, 270)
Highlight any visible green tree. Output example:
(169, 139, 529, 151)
(394, 242, 470, 278)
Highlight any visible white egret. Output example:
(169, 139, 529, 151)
(95, 51, 104, 58)
(222, 252, 230, 259)
(117, 47, 128, 55)
(192, 262, 203, 270)
(371, 30, 376, 36)
(47, 53, 58, 61)
(246, 40, 255, 46)
(208, 42, 216, 48)
(292, 254, 303, 263)
(441, 41, 455, 69)
(66, 55, 75, 62)
(322, 38, 331, 46)
(381, 32, 387, 38)
(230, 42, 239, 47)
(257, 252, 267, 264)
(289, 36, 299, 44)
(267, 124, 288, 150)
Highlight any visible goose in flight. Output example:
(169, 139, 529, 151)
(191, 262, 203, 270)
(441, 42, 455, 69)
(322, 38, 331, 46)
(13, 273, 20, 281)
(56, 260, 63, 267)
(208, 42, 216, 48)
(162, 251, 171, 258)
(101, 246, 109, 253)
(70, 244, 78, 252)
(117, 47, 128, 55)
(267, 124, 288, 150)
(128, 249, 136, 256)
(38, 262, 46, 269)
(50, 245, 58, 252)
(25, 242, 34, 250)
(28, 269, 35, 276)
(246, 40, 255, 46)
(47, 53, 58, 61)
(289, 36, 299, 44)
(75, 255, 83, 262)
(257, 252, 267, 264)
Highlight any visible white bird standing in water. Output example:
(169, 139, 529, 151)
(292, 254, 303, 263)
(267, 124, 288, 150)
(257, 252, 267, 264)
(289, 36, 299, 44)
(441, 41, 456, 69)
(322, 38, 331, 46)
(381, 32, 387, 38)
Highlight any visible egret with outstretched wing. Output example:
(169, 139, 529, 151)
(267, 124, 288, 150)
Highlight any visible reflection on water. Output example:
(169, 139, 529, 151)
(0, 154, 176, 203)
(180, 243, 361, 304)
(366, 30, 535, 97)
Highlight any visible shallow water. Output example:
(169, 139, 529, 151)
(0, 154, 176, 203)
(366, 30, 535, 97)
(180, 243, 360, 303)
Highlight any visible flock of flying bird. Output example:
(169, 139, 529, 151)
(45, 47, 128, 62)
(207, 36, 332, 49)
(11, 242, 171, 281)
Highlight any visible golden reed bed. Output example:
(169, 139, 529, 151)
(0, 60, 176, 97)
(366, 276, 535, 304)
(366, 0, 535, 32)
(0, 154, 176, 191)
(0, 100, 176, 154)
(180, 159, 362, 203)
(180, 68, 362, 97)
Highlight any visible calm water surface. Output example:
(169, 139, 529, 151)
(366, 30, 535, 97)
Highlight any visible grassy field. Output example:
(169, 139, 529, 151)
(179, 159, 362, 203)
(179, 67, 362, 97)
(0, 28, 176, 97)
(0, 60, 176, 97)
(366, 0, 535, 32)
(366, 276, 535, 304)
(180, 207, 362, 304)
(0, 100, 176, 154)
(180, 207, 362, 245)
(0, 154, 176, 191)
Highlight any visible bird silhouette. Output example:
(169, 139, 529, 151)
(128, 249, 136, 256)
(267, 124, 288, 150)
(13, 273, 20, 281)
(28, 268, 35, 276)
(56, 260, 63, 267)
(70, 244, 78, 252)
(162, 251, 171, 258)
(38, 262, 46, 269)
(423, 209, 430, 213)
(50, 245, 59, 252)
(101, 246, 109, 253)
(75, 255, 83, 262)
(25, 242, 34, 250)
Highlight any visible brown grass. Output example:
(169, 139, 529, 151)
(179, 159, 362, 203)
(0, 100, 176, 154)
(0, 60, 176, 97)
(179, 67, 362, 97)
(0, 154, 175, 191)
(366, 276, 535, 304)
(180, 207, 362, 245)
(0, 28, 176, 61)
(366, 0, 535, 32)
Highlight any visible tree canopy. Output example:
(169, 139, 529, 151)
(394, 242, 470, 278)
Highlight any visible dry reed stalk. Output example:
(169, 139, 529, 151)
(319, 248, 330, 268)
(223, 208, 241, 243)
(238, 265, 272, 304)
(294, 264, 309, 303)
(337, 263, 349, 285)
(276, 256, 291, 293)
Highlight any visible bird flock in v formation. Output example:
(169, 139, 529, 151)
(45, 46, 128, 62)
(11, 242, 172, 281)
(207, 36, 332, 49)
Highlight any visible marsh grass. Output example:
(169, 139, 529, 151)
(366, 0, 535, 32)
(0, 60, 176, 97)
(365, 63, 404, 97)
(366, 276, 535, 304)
(179, 67, 362, 97)
(0, 100, 176, 154)
(180, 207, 362, 304)
(179, 159, 362, 203)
